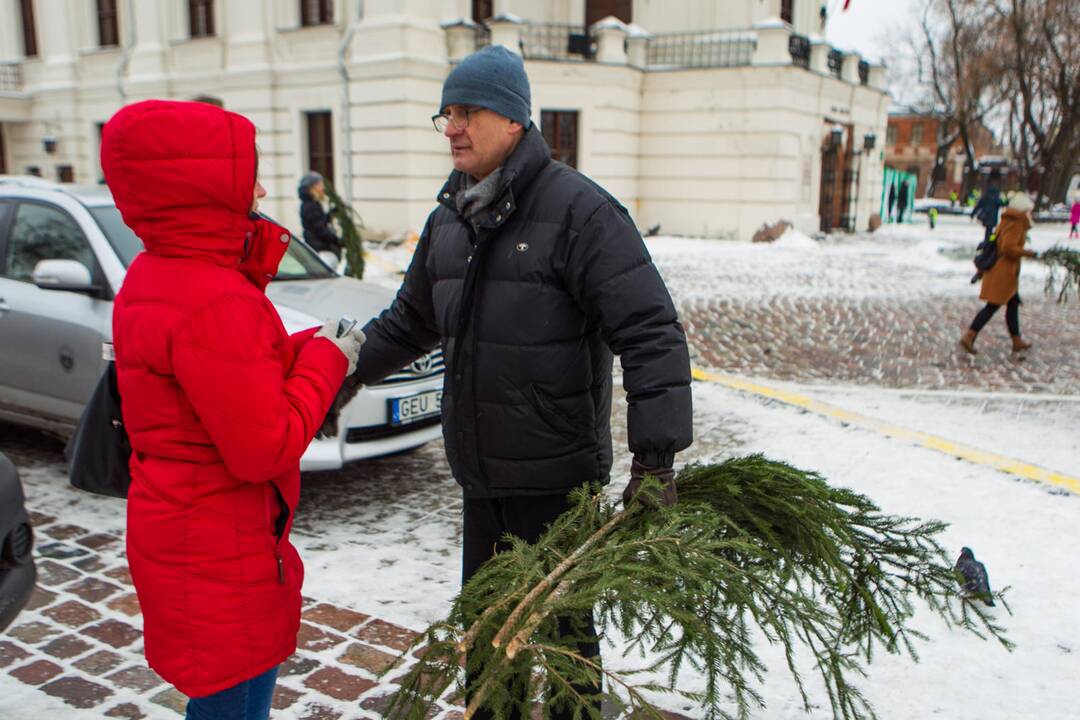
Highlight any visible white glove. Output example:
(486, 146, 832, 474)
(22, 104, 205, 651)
(315, 321, 365, 375)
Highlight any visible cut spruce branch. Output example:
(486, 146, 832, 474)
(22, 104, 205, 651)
(1041, 245, 1080, 303)
(323, 181, 366, 280)
(383, 456, 1012, 720)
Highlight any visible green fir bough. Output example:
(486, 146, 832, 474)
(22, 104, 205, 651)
(323, 181, 365, 280)
(1041, 245, 1080, 303)
(384, 456, 1011, 720)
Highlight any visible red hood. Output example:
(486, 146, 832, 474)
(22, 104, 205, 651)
(101, 100, 279, 277)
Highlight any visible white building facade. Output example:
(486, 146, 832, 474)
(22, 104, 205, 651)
(0, 0, 888, 239)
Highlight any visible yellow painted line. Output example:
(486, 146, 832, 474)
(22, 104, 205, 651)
(691, 367, 1080, 496)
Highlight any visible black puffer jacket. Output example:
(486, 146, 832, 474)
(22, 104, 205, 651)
(354, 127, 692, 497)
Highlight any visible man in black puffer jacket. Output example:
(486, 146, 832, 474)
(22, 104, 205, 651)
(322, 45, 692, 718)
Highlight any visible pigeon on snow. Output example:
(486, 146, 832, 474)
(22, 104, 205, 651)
(955, 547, 995, 606)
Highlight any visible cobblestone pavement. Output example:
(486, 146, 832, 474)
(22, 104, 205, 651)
(649, 234, 1080, 395)
(680, 294, 1080, 393)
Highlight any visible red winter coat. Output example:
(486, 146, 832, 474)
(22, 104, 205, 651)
(102, 100, 347, 698)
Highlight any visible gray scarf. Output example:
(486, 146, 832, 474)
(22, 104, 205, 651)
(454, 168, 504, 231)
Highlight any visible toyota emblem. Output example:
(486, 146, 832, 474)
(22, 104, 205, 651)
(410, 355, 434, 374)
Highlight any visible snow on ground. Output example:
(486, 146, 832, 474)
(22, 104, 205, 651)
(349, 218, 1080, 718)
(349, 221, 1075, 720)
(645, 215, 1074, 305)
(654, 381, 1080, 720)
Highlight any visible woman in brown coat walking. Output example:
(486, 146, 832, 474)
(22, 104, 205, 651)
(959, 192, 1038, 353)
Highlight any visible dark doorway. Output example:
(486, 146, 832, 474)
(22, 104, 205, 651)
(97, 0, 119, 47)
(818, 123, 854, 233)
(188, 0, 215, 38)
(541, 111, 579, 169)
(586, 0, 631, 27)
(300, 0, 333, 26)
(472, 0, 493, 22)
(20, 0, 38, 57)
(306, 111, 334, 185)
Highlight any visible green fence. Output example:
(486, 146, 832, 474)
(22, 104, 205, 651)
(881, 167, 917, 223)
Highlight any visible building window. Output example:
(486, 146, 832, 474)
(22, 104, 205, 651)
(911, 122, 924, 145)
(541, 111, 578, 169)
(57, 165, 75, 183)
(585, 0, 632, 28)
(472, 0, 493, 22)
(189, 0, 215, 38)
(886, 124, 898, 146)
(97, 0, 119, 47)
(19, 0, 38, 57)
(305, 111, 334, 185)
(300, 0, 333, 27)
(781, 0, 794, 24)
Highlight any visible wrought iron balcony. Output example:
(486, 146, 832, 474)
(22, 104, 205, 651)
(646, 29, 756, 69)
(0, 63, 23, 93)
(788, 33, 810, 69)
(827, 49, 843, 78)
(519, 23, 593, 61)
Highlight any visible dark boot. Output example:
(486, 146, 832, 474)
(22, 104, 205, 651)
(1011, 335, 1032, 352)
(959, 329, 978, 354)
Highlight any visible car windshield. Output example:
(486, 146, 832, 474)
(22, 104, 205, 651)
(88, 205, 335, 280)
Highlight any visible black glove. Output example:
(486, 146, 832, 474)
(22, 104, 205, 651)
(316, 373, 364, 439)
(623, 457, 677, 508)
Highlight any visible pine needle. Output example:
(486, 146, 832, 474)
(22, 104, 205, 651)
(1041, 245, 1080, 303)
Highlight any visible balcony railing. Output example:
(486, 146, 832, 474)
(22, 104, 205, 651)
(827, 48, 843, 78)
(858, 60, 869, 86)
(519, 23, 593, 61)
(0, 63, 23, 93)
(646, 29, 756, 69)
(788, 33, 810, 68)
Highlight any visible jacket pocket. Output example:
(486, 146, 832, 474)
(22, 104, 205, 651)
(528, 385, 584, 442)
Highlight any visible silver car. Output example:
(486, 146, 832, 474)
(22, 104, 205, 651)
(0, 176, 442, 471)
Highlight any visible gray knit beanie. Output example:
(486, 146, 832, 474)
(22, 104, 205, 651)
(440, 46, 532, 128)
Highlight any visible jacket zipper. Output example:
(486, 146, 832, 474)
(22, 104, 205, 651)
(269, 483, 290, 585)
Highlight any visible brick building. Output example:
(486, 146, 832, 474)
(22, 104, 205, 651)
(885, 110, 1004, 200)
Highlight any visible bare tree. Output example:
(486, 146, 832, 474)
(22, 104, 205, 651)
(908, 0, 1004, 198)
(992, 0, 1080, 207)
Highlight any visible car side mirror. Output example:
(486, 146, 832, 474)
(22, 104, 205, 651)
(31, 259, 101, 295)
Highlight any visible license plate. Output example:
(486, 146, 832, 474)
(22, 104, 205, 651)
(390, 390, 443, 426)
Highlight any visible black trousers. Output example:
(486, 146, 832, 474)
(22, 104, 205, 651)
(462, 493, 602, 720)
(970, 294, 1020, 336)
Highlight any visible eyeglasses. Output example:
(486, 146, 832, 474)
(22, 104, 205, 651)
(432, 105, 482, 133)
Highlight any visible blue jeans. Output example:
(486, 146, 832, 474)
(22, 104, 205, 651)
(185, 665, 279, 720)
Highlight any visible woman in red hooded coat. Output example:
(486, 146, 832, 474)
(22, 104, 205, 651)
(101, 100, 364, 718)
